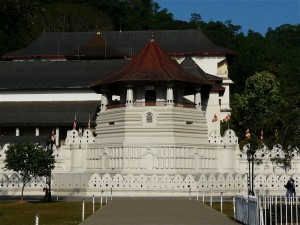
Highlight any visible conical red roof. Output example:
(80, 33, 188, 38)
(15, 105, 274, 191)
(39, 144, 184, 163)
(91, 38, 211, 88)
(65, 32, 124, 60)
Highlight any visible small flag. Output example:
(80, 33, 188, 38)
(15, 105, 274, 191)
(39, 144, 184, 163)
(223, 114, 230, 122)
(260, 130, 264, 141)
(51, 130, 55, 143)
(73, 114, 77, 130)
(212, 114, 218, 122)
(246, 129, 251, 139)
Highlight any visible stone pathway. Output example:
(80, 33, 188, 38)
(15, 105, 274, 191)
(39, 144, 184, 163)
(80, 198, 240, 225)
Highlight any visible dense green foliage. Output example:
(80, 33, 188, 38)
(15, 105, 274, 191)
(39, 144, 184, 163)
(231, 71, 282, 137)
(0, 0, 299, 167)
(3, 142, 55, 200)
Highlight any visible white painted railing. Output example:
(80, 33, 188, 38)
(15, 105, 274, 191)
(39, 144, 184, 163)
(236, 194, 300, 225)
(235, 194, 260, 225)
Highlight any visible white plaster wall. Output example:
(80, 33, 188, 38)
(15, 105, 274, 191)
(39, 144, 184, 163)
(0, 90, 101, 102)
(94, 106, 209, 146)
(220, 81, 233, 113)
(206, 92, 220, 134)
(192, 56, 226, 76)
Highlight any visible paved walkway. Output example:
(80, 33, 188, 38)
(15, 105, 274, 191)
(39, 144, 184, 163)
(80, 198, 240, 225)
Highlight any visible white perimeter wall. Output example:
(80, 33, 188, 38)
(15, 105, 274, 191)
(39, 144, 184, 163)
(0, 90, 101, 102)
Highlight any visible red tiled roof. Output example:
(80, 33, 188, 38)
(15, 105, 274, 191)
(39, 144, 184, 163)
(65, 32, 124, 60)
(91, 38, 211, 88)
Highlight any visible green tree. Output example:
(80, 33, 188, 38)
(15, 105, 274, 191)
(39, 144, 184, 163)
(265, 85, 300, 171)
(34, 2, 113, 32)
(0, 0, 42, 54)
(189, 13, 203, 29)
(3, 142, 55, 201)
(231, 71, 282, 139)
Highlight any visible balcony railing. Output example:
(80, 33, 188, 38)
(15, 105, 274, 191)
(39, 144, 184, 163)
(106, 103, 125, 109)
(134, 101, 166, 107)
(105, 101, 196, 109)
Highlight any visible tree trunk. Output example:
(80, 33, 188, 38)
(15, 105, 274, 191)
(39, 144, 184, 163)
(21, 183, 26, 201)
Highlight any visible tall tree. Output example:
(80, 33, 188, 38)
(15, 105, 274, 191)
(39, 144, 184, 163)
(0, 0, 42, 54)
(34, 3, 113, 32)
(231, 71, 282, 139)
(3, 142, 55, 201)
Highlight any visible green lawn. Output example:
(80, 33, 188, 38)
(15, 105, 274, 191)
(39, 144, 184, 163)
(0, 201, 102, 225)
(205, 202, 235, 220)
(0, 200, 234, 225)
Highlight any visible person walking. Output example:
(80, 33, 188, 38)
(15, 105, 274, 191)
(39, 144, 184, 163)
(284, 177, 296, 197)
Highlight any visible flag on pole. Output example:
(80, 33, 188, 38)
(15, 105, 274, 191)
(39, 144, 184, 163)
(246, 129, 251, 139)
(223, 114, 230, 122)
(51, 130, 55, 143)
(73, 114, 77, 130)
(260, 130, 264, 141)
(212, 114, 218, 122)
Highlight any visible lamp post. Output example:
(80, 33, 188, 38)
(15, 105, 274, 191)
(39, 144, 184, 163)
(246, 144, 255, 196)
(46, 136, 54, 201)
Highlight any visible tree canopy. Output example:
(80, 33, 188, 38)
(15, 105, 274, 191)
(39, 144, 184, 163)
(231, 71, 281, 137)
(3, 142, 55, 200)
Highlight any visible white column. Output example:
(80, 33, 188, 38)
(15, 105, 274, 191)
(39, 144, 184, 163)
(101, 91, 108, 111)
(194, 88, 202, 109)
(166, 84, 174, 106)
(126, 85, 133, 107)
(35, 127, 39, 136)
(16, 128, 20, 136)
(55, 128, 59, 146)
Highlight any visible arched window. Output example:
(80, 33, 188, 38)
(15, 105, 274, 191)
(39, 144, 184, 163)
(146, 112, 153, 123)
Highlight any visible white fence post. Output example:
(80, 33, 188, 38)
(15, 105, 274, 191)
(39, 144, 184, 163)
(35, 213, 39, 225)
(210, 190, 212, 207)
(220, 192, 223, 214)
(296, 196, 298, 225)
(269, 196, 272, 225)
(260, 206, 264, 225)
(286, 197, 288, 225)
(291, 197, 293, 225)
(93, 195, 95, 214)
(82, 199, 85, 221)
(110, 188, 113, 201)
(275, 195, 277, 225)
(196, 187, 199, 201)
(203, 190, 205, 203)
(233, 197, 236, 221)
(264, 196, 267, 225)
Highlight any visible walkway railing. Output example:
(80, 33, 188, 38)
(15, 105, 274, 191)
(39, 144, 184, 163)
(106, 101, 196, 109)
(235, 194, 300, 225)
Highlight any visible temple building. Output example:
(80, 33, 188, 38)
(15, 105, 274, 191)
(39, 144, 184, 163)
(0, 30, 297, 197)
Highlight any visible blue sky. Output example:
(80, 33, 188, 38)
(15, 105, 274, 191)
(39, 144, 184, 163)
(156, 0, 300, 35)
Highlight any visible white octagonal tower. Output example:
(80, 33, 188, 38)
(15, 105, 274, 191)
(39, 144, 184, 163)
(88, 37, 231, 175)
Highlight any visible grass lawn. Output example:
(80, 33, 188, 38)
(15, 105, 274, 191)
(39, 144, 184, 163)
(0, 201, 102, 225)
(205, 202, 235, 220)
